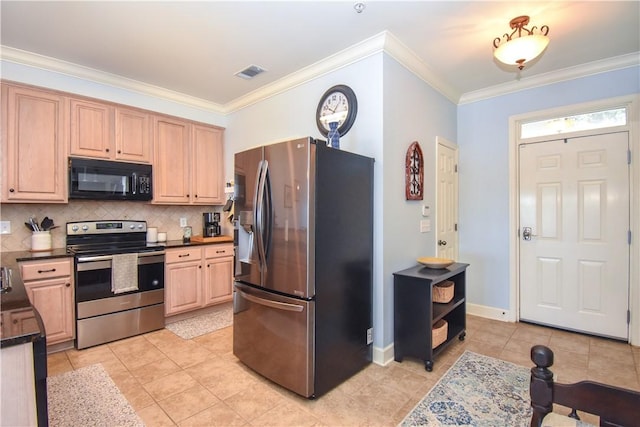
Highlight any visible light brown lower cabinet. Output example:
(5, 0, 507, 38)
(19, 258, 75, 346)
(165, 244, 233, 316)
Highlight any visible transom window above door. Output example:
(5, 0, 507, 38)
(521, 107, 627, 139)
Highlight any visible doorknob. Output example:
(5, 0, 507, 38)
(438, 240, 447, 246)
(522, 227, 537, 241)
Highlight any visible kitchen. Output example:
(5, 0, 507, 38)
(1, 1, 640, 425)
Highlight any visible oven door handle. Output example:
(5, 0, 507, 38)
(76, 251, 165, 264)
(77, 255, 113, 263)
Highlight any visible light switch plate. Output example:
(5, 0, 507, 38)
(0, 221, 11, 234)
(420, 219, 431, 233)
(179, 217, 187, 227)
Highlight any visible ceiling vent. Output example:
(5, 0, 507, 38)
(234, 64, 266, 80)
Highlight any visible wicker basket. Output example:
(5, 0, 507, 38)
(432, 319, 448, 348)
(433, 280, 454, 303)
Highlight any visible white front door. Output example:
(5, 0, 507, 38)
(519, 132, 630, 339)
(436, 138, 458, 260)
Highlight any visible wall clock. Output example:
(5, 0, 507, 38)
(405, 141, 424, 200)
(316, 85, 358, 137)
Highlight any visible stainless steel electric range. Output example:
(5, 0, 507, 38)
(66, 220, 165, 349)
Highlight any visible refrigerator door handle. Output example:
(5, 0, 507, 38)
(254, 160, 268, 272)
(236, 288, 304, 312)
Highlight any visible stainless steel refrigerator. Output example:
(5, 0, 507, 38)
(233, 137, 374, 398)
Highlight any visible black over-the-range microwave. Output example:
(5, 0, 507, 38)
(69, 157, 153, 201)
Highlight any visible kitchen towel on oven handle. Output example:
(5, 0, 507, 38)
(111, 253, 139, 294)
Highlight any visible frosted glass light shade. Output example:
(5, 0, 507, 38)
(494, 34, 549, 69)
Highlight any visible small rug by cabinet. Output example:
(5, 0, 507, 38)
(165, 302, 233, 339)
(47, 363, 143, 427)
(400, 351, 532, 427)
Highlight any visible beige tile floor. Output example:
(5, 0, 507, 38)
(47, 315, 640, 426)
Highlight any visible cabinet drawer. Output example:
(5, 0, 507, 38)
(20, 259, 72, 281)
(166, 247, 202, 264)
(204, 244, 234, 259)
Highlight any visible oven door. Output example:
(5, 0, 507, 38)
(75, 252, 164, 302)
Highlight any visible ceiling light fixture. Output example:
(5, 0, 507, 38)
(493, 15, 549, 70)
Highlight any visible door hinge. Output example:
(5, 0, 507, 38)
(628, 149, 632, 165)
(454, 164, 458, 173)
(455, 223, 458, 232)
(627, 310, 631, 325)
(629, 230, 632, 245)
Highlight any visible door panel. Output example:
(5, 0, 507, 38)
(519, 132, 629, 339)
(436, 140, 458, 259)
(263, 138, 311, 298)
(233, 283, 314, 397)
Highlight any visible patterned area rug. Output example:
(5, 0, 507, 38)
(165, 302, 233, 339)
(48, 363, 143, 427)
(400, 351, 532, 427)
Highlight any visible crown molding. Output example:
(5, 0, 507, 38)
(3, 42, 637, 113)
(0, 45, 225, 113)
(223, 31, 388, 113)
(459, 52, 640, 105)
(381, 32, 460, 103)
(1, 33, 458, 115)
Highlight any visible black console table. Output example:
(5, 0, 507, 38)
(393, 262, 468, 371)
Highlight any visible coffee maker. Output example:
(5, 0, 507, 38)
(203, 212, 221, 237)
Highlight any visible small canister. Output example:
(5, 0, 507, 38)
(157, 232, 167, 242)
(146, 227, 158, 243)
(31, 231, 52, 251)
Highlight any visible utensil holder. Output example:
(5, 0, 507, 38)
(31, 231, 52, 251)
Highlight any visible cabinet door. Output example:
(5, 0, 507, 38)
(203, 256, 233, 306)
(153, 116, 191, 204)
(192, 124, 224, 205)
(115, 107, 151, 163)
(24, 277, 74, 345)
(2, 84, 68, 202)
(6, 309, 39, 337)
(69, 98, 113, 159)
(165, 260, 202, 315)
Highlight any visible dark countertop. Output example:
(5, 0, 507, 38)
(0, 254, 48, 348)
(0, 238, 232, 347)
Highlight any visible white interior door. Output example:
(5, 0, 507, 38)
(519, 132, 630, 339)
(436, 139, 458, 260)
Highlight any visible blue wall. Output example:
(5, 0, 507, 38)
(457, 66, 640, 310)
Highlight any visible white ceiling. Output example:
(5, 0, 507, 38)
(1, 1, 638, 113)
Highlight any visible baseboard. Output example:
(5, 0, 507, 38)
(373, 342, 395, 366)
(467, 303, 515, 322)
(373, 304, 516, 366)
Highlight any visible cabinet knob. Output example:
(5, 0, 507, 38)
(66, 283, 71, 287)
(117, 150, 121, 154)
(13, 319, 18, 324)
(105, 148, 110, 153)
(9, 188, 14, 193)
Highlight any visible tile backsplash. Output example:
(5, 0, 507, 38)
(0, 201, 230, 252)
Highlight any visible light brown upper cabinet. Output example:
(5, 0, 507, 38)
(1, 83, 68, 203)
(153, 116, 224, 205)
(70, 98, 151, 163)
(192, 124, 224, 205)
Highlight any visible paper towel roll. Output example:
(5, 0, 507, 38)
(146, 227, 158, 242)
